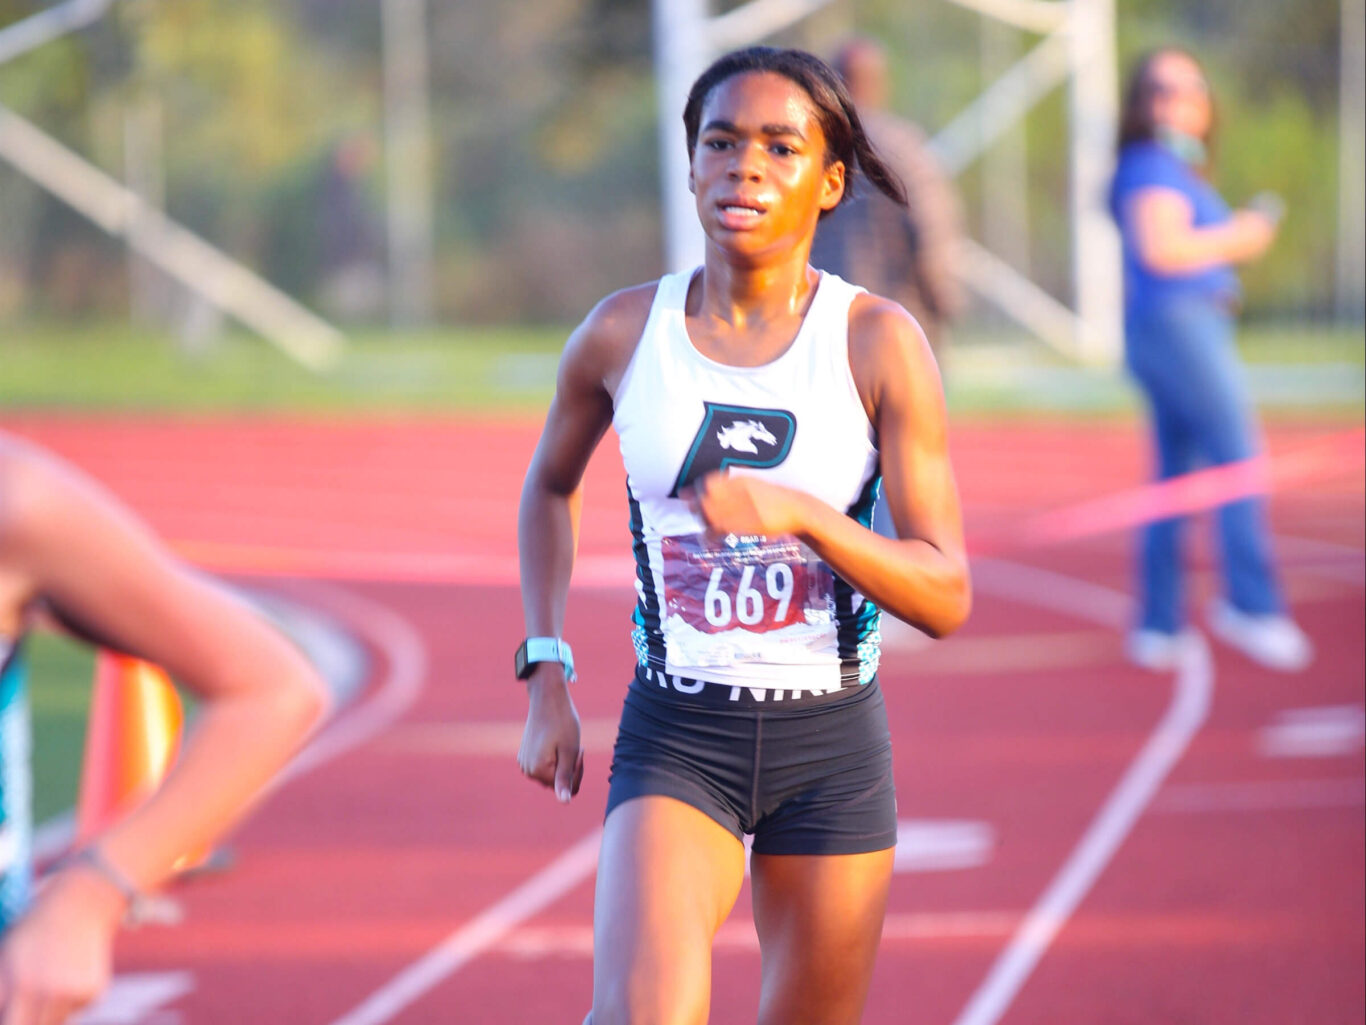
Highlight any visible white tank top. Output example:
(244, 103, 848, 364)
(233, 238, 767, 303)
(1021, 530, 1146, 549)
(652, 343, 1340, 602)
(612, 267, 882, 692)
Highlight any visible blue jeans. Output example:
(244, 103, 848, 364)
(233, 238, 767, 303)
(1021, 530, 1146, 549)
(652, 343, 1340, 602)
(1125, 298, 1285, 633)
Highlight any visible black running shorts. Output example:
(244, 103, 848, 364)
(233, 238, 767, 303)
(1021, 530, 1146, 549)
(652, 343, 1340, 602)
(605, 666, 898, 856)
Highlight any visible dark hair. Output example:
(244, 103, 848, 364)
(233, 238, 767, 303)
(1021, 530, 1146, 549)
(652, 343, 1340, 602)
(1117, 47, 1217, 160)
(682, 46, 907, 213)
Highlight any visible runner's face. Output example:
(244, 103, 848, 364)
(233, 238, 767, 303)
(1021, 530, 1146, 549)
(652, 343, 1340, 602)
(689, 71, 845, 261)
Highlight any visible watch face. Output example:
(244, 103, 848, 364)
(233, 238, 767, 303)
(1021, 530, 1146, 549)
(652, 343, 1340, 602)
(514, 639, 573, 680)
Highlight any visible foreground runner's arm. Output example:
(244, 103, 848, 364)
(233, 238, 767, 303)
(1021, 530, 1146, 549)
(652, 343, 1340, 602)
(517, 289, 647, 803)
(688, 296, 970, 638)
(0, 437, 329, 1025)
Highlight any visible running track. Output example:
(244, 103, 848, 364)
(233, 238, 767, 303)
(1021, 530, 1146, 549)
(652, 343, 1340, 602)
(6, 414, 1363, 1025)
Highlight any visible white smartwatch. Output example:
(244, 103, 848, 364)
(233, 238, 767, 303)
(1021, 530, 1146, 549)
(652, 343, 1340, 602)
(514, 637, 576, 682)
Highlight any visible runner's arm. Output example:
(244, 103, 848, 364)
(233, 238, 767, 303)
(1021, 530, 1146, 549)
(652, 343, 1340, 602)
(0, 438, 329, 1020)
(689, 297, 970, 637)
(517, 287, 648, 800)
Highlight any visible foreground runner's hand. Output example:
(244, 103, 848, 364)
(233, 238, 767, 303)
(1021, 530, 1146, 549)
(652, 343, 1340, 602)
(518, 667, 584, 803)
(0, 865, 124, 1025)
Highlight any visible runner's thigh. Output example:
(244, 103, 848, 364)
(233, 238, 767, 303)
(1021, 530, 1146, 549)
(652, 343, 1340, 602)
(592, 795, 746, 1025)
(751, 849, 895, 1025)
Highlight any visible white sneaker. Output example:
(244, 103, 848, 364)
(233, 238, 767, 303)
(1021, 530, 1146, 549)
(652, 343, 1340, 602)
(1207, 599, 1314, 672)
(1125, 629, 1197, 671)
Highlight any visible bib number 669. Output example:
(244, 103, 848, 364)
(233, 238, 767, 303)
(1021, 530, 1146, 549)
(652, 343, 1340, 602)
(703, 563, 795, 629)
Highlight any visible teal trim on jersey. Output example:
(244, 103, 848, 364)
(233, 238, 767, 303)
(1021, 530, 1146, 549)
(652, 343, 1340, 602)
(0, 640, 33, 931)
(0, 642, 21, 708)
(626, 488, 666, 670)
(835, 470, 883, 683)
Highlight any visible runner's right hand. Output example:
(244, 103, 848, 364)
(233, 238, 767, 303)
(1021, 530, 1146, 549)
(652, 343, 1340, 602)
(518, 668, 584, 802)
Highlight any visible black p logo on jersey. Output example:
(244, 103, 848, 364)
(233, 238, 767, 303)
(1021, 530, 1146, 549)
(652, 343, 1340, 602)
(670, 401, 797, 497)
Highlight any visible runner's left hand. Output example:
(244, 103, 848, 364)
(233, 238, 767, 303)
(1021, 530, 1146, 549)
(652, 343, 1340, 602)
(686, 472, 810, 538)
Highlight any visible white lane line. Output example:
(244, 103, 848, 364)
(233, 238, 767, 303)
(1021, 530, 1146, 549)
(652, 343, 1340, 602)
(495, 910, 1018, 959)
(248, 587, 370, 707)
(172, 543, 635, 590)
(952, 559, 1214, 1025)
(1275, 533, 1366, 560)
(1154, 777, 1366, 814)
(73, 970, 195, 1024)
(895, 819, 996, 872)
(327, 828, 602, 1025)
(968, 558, 1131, 629)
(272, 579, 428, 784)
(1256, 705, 1365, 760)
(380, 717, 621, 757)
(1275, 534, 1366, 588)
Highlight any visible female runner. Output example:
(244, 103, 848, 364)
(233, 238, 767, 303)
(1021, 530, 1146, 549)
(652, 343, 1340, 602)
(516, 47, 970, 1024)
(0, 432, 328, 1024)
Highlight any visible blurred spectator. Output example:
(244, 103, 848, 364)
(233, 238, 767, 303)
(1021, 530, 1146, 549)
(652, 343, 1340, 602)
(810, 37, 965, 354)
(1109, 47, 1311, 673)
(266, 133, 385, 321)
(315, 133, 386, 321)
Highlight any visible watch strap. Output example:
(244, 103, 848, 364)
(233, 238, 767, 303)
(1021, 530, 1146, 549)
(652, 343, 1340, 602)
(516, 637, 576, 681)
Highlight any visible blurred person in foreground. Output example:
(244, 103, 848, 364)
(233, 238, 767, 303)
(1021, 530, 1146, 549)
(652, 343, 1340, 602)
(810, 36, 965, 357)
(1109, 47, 1311, 672)
(0, 431, 328, 1023)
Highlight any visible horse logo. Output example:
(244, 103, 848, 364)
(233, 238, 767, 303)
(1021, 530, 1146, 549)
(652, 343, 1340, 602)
(716, 420, 777, 455)
(670, 402, 797, 496)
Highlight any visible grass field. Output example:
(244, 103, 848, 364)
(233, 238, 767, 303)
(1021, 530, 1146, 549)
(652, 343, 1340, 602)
(0, 323, 567, 413)
(25, 633, 95, 823)
(2, 319, 1362, 415)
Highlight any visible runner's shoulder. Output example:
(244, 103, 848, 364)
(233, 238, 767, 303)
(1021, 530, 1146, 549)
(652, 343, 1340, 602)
(562, 280, 661, 389)
(847, 292, 938, 387)
(557, 281, 658, 396)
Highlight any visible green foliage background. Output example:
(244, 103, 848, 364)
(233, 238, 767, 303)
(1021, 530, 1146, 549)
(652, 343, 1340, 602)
(0, 0, 1356, 324)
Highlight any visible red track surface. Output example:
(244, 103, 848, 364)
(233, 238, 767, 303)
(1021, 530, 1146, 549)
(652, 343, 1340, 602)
(5, 414, 1363, 1025)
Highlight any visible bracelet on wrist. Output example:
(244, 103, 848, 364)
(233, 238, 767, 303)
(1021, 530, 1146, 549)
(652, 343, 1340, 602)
(61, 844, 183, 928)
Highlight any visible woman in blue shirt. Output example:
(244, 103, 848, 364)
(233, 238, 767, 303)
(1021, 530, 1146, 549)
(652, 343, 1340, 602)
(1109, 48, 1311, 671)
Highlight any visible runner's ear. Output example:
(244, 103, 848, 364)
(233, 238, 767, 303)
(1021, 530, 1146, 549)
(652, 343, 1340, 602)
(820, 160, 846, 212)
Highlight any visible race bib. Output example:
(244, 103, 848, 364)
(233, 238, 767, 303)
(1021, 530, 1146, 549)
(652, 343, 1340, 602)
(660, 532, 837, 666)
